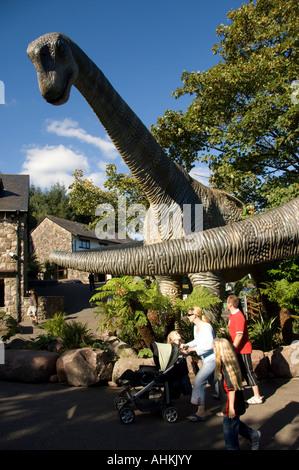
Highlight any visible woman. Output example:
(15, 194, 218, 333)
(213, 338, 261, 450)
(181, 306, 216, 421)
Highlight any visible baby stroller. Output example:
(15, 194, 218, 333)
(114, 341, 189, 424)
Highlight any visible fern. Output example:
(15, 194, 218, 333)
(174, 285, 221, 314)
(260, 280, 299, 314)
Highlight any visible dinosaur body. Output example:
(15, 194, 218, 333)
(27, 33, 299, 317)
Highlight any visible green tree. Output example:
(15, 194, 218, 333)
(68, 169, 108, 225)
(29, 182, 75, 229)
(151, 0, 299, 209)
(104, 164, 148, 208)
(68, 168, 147, 238)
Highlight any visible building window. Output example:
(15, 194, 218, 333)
(79, 239, 90, 249)
(56, 265, 68, 280)
(0, 279, 4, 307)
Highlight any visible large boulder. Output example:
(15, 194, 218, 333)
(266, 342, 299, 378)
(0, 350, 59, 383)
(56, 348, 113, 386)
(251, 350, 268, 380)
(105, 336, 137, 359)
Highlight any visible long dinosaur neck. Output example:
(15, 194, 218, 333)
(50, 198, 299, 276)
(69, 39, 182, 204)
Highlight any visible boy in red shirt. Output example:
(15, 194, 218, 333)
(227, 295, 263, 405)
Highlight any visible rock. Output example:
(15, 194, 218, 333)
(112, 357, 155, 384)
(46, 338, 64, 353)
(266, 342, 299, 378)
(106, 336, 137, 359)
(0, 350, 59, 383)
(56, 347, 113, 386)
(251, 350, 268, 380)
(5, 338, 29, 349)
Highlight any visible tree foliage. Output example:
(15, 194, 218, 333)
(260, 279, 299, 315)
(91, 276, 170, 347)
(104, 164, 149, 208)
(68, 168, 148, 237)
(91, 277, 222, 349)
(29, 182, 75, 229)
(68, 169, 116, 227)
(151, 0, 299, 208)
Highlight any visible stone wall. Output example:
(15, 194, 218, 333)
(31, 217, 72, 265)
(30, 217, 89, 282)
(0, 213, 28, 320)
(23, 295, 65, 321)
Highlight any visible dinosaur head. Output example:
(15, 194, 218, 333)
(27, 32, 78, 105)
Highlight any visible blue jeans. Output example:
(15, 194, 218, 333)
(191, 358, 215, 406)
(223, 415, 256, 450)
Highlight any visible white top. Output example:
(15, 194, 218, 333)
(187, 323, 215, 362)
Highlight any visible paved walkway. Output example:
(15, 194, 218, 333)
(17, 280, 102, 339)
(0, 377, 298, 451)
(1, 281, 298, 451)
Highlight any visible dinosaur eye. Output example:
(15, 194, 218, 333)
(40, 46, 51, 67)
(56, 38, 65, 56)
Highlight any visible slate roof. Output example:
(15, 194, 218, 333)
(38, 215, 131, 245)
(0, 174, 29, 212)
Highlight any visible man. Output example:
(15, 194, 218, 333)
(88, 272, 95, 290)
(227, 295, 263, 404)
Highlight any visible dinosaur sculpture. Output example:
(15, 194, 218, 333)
(27, 33, 299, 316)
(48, 197, 299, 278)
(27, 32, 244, 305)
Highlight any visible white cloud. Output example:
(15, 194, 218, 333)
(190, 165, 211, 186)
(20, 144, 107, 190)
(46, 118, 119, 159)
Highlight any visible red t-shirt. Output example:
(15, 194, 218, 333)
(228, 310, 252, 354)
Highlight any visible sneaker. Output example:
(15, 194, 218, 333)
(247, 396, 263, 405)
(251, 430, 261, 450)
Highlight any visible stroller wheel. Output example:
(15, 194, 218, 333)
(162, 406, 178, 424)
(114, 395, 128, 410)
(119, 407, 135, 424)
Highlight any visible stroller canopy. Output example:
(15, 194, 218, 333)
(151, 342, 180, 371)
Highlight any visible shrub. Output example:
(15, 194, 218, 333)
(0, 313, 22, 341)
(247, 314, 280, 351)
(42, 312, 66, 337)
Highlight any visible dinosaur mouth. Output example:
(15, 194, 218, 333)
(46, 73, 73, 105)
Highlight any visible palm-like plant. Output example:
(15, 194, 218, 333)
(91, 276, 174, 348)
(248, 314, 279, 351)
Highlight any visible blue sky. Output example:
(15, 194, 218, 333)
(0, 0, 245, 190)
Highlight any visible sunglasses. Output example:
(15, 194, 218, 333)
(187, 313, 194, 317)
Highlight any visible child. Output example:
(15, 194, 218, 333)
(167, 330, 192, 396)
(213, 338, 261, 450)
(26, 289, 38, 324)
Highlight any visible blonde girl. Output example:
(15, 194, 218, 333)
(213, 338, 261, 450)
(181, 306, 216, 422)
(213, 337, 243, 391)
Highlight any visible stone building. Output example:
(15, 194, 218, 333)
(0, 175, 29, 321)
(30, 215, 128, 282)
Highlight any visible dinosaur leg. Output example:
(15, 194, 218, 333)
(155, 275, 183, 338)
(188, 271, 225, 322)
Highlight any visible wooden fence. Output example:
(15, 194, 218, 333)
(245, 298, 262, 319)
